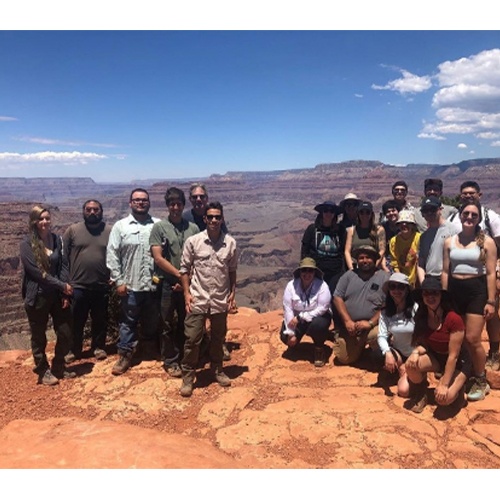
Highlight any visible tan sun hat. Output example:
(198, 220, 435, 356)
(339, 193, 361, 210)
(396, 210, 416, 225)
(293, 257, 324, 279)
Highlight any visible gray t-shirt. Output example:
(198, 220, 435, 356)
(418, 221, 458, 277)
(334, 269, 389, 321)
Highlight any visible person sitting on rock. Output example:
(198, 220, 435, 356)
(377, 273, 417, 397)
(280, 257, 332, 367)
(333, 245, 389, 365)
(404, 275, 470, 414)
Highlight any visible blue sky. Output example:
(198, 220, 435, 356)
(1, 30, 500, 182)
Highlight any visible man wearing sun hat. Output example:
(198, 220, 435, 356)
(281, 257, 332, 367)
(333, 245, 389, 365)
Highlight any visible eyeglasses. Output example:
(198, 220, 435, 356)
(461, 211, 479, 219)
(422, 290, 441, 296)
(300, 268, 315, 274)
(206, 214, 222, 221)
(388, 283, 407, 291)
(131, 198, 150, 204)
(191, 194, 207, 200)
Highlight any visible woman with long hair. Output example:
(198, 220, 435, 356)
(442, 200, 497, 402)
(344, 201, 387, 271)
(405, 276, 470, 414)
(20, 206, 74, 385)
(377, 273, 417, 397)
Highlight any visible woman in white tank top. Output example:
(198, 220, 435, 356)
(442, 200, 497, 402)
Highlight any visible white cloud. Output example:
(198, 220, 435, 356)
(372, 69, 432, 95)
(421, 48, 500, 145)
(492, 141, 500, 147)
(0, 151, 108, 165)
(457, 143, 467, 149)
(0, 116, 18, 122)
(354, 93, 363, 98)
(17, 136, 120, 148)
(417, 131, 446, 140)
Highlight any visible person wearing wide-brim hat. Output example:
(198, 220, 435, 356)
(301, 201, 346, 298)
(404, 274, 471, 414)
(388, 209, 420, 287)
(339, 193, 361, 231)
(378, 273, 417, 398)
(281, 257, 332, 368)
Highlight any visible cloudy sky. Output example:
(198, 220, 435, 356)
(1, 30, 500, 182)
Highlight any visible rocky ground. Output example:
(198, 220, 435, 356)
(1, 307, 500, 471)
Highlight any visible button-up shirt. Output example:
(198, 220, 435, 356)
(106, 213, 160, 292)
(180, 230, 238, 314)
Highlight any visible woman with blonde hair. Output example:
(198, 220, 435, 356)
(20, 206, 74, 385)
(442, 200, 497, 401)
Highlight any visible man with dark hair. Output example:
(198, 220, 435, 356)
(63, 199, 111, 362)
(107, 188, 161, 375)
(179, 201, 238, 397)
(333, 245, 389, 365)
(447, 181, 500, 371)
(150, 187, 199, 378)
(391, 181, 414, 212)
(414, 178, 457, 232)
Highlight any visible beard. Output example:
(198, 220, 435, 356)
(84, 213, 103, 225)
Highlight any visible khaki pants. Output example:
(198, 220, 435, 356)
(333, 325, 379, 365)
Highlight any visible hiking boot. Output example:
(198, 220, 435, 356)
(222, 343, 231, 361)
(38, 369, 59, 386)
(94, 348, 108, 361)
(111, 353, 132, 376)
(53, 369, 77, 380)
(408, 392, 428, 413)
(314, 346, 325, 367)
(64, 351, 81, 364)
(467, 376, 491, 401)
(485, 351, 500, 371)
(214, 369, 231, 387)
(180, 378, 194, 397)
(166, 363, 182, 378)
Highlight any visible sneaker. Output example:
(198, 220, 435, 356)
(467, 376, 491, 401)
(222, 343, 231, 361)
(166, 363, 182, 378)
(214, 370, 231, 387)
(485, 351, 500, 371)
(112, 355, 131, 376)
(180, 379, 194, 397)
(314, 347, 325, 367)
(408, 392, 428, 413)
(94, 348, 108, 361)
(38, 369, 59, 386)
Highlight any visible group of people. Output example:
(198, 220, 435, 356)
(20, 183, 237, 398)
(283, 178, 500, 413)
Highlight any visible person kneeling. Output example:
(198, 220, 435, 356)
(281, 258, 332, 367)
(405, 276, 471, 414)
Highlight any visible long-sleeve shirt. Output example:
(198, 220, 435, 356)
(180, 230, 238, 314)
(106, 214, 160, 292)
(282, 277, 332, 335)
(377, 303, 418, 357)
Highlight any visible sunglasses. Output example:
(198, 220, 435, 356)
(388, 283, 407, 291)
(191, 194, 207, 200)
(359, 210, 372, 215)
(421, 208, 437, 215)
(300, 268, 315, 274)
(344, 202, 358, 208)
(461, 211, 479, 219)
(131, 198, 150, 204)
(393, 188, 407, 193)
(322, 208, 336, 214)
(206, 214, 222, 221)
(422, 290, 441, 296)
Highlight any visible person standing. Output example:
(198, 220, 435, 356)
(150, 187, 199, 378)
(106, 188, 160, 376)
(448, 181, 500, 371)
(63, 200, 111, 362)
(20, 206, 74, 385)
(179, 201, 238, 397)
